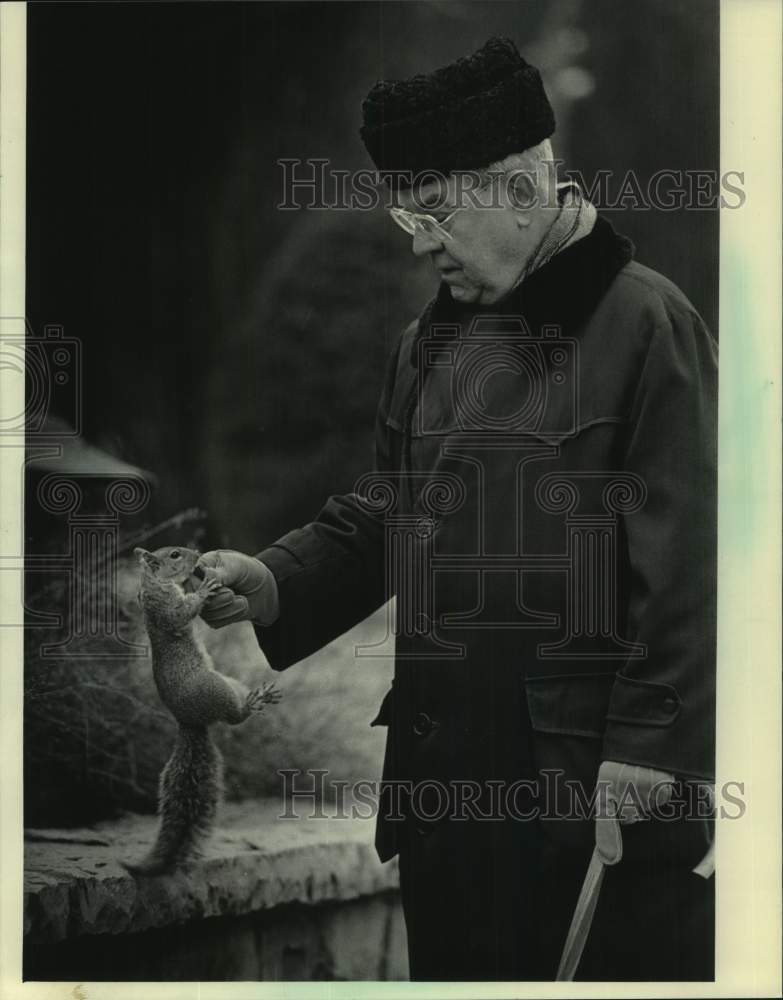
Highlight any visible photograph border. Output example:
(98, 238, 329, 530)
(1, 1, 780, 996)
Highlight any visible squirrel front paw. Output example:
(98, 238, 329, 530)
(197, 573, 222, 598)
(245, 681, 282, 713)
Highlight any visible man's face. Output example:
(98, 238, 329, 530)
(395, 173, 539, 305)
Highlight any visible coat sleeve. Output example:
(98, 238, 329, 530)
(601, 307, 718, 781)
(250, 330, 407, 671)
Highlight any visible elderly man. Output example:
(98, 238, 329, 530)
(200, 38, 716, 981)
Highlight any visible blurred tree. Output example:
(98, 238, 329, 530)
(568, 0, 719, 332)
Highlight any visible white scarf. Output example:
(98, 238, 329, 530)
(517, 181, 598, 284)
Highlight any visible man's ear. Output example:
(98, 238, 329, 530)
(134, 547, 160, 570)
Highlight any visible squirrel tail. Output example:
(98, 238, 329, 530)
(123, 725, 223, 877)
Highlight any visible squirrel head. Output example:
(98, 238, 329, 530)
(135, 546, 201, 586)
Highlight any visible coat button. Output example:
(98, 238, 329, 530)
(413, 711, 434, 736)
(662, 696, 678, 714)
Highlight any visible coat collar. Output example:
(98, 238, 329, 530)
(410, 215, 635, 368)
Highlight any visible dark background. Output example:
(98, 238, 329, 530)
(26, 0, 719, 553)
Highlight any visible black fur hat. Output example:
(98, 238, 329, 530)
(360, 37, 555, 189)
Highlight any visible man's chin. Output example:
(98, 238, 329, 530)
(447, 283, 481, 304)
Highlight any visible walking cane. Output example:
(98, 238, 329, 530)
(555, 844, 612, 981)
(555, 820, 716, 980)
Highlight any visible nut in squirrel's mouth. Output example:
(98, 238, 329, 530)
(182, 564, 205, 593)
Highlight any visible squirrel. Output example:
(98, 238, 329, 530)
(123, 545, 281, 876)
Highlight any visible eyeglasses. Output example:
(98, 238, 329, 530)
(389, 205, 459, 243)
(389, 174, 504, 242)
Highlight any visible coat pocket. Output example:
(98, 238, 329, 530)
(524, 673, 713, 868)
(524, 672, 616, 850)
(525, 671, 616, 739)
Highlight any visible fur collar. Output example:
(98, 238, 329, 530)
(410, 215, 635, 367)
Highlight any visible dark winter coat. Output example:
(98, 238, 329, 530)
(254, 216, 717, 980)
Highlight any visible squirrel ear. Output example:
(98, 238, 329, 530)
(135, 547, 160, 569)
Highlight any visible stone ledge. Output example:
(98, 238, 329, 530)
(25, 799, 398, 945)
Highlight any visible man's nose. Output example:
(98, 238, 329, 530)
(411, 226, 443, 257)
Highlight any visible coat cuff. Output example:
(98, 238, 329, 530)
(606, 675, 682, 726)
(255, 542, 307, 583)
(249, 546, 298, 670)
(601, 675, 714, 781)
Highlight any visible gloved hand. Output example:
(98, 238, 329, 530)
(196, 549, 279, 628)
(594, 760, 676, 865)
